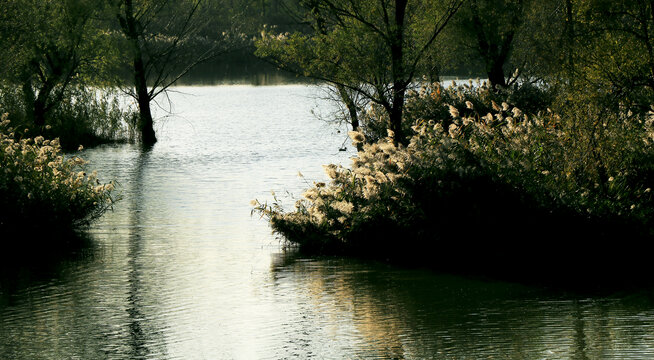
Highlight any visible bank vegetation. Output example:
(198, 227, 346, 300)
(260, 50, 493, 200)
(253, 0, 654, 276)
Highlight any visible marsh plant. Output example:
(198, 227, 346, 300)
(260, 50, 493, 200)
(0, 84, 138, 151)
(356, 80, 555, 144)
(254, 84, 654, 263)
(403, 80, 555, 128)
(0, 113, 117, 234)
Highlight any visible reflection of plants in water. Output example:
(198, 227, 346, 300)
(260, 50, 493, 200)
(0, 147, 169, 359)
(271, 254, 654, 359)
(0, 231, 96, 308)
(270, 255, 439, 359)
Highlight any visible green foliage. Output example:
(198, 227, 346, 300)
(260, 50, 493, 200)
(256, 0, 464, 142)
(404, 80, 555, 130)
(0, 0, 116, 87)
(0, 84, 138, 151)
(0, 114, 118, 233)
(566, 0, 654, 109)
(0, 0, 125, 148)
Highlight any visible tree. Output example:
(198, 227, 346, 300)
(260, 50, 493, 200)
(0, 0, 110, 130)
(113, 0, 229, 145)
(257, 0, 463, 144)
(573, 0, 654, 108)
(449, 0, 528, 88)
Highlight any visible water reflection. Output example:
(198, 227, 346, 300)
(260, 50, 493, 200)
(2, 85, 654, 359)
(0, 231, 95, 308)
(125, 148, 160, 359)
(271, 252, 654, 359)
(178, 54, 310, 86)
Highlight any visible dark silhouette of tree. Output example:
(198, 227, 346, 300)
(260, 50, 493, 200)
(114, 0, 226, 145)
(257, 0, 463, 144)
(0, 0, 109, 130)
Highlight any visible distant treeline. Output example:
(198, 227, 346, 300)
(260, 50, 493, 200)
(2, 0, 653, 146)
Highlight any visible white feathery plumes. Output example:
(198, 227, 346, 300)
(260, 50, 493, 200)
(448, 104, 459, 118)
(448, 123, 460, 138)
(348, 130, 365, 144)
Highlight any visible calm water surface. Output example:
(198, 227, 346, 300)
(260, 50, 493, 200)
(2, 85, 654, 359)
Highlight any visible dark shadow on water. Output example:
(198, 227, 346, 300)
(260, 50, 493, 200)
(123, 146, 167, 359)
(0, 229, 97, 307)
(178, 50, 312, 86)
(270, 251, 654, 359)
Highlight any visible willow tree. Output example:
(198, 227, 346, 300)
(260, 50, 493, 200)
(256, 0, 463, 144)
(114, 0, 224, 145)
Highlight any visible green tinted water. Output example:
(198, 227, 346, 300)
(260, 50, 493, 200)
(2, 85, 654, 359)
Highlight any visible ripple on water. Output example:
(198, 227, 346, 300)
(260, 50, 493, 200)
(3, 85, 654, 359)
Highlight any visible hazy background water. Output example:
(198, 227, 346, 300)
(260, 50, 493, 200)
(2, 84, 654, 359)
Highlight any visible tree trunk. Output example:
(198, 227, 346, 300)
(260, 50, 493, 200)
(487, 60, 507, 88)
(33, 97, 47, 128)
(336, 85, 359, 130)
(336, 85, 362, 151)
(33, 80, 57, 128)
(390, 0, 408, 145)
(133, 50, 156, 144)
(136, 78, 156, 145)
(22, 80, 35, 125)
(23, 77, 55, 129)
(121, 0, 157, 145)
(389, 94, 405, 145)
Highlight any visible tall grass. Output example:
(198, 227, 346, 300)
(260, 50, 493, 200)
(253, 82, 654, 270)
(0, 84, 137, 151)
(0, 113, 117, 237)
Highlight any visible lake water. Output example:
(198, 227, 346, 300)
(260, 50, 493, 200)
(2, 85, 654, 359)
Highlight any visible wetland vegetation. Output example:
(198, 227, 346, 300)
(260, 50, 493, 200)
(2, 1, 654, 356)
(0, 0, 653, 318)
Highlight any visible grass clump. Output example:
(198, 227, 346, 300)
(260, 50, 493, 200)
(254, 83, 654, 276)
(0, 84, 137, 151)
(357, 80, 555, 144)
(0, 113, 117, 237)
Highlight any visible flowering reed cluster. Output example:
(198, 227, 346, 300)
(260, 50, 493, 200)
(254, 83, 654, 258)
(0, 113, 117, 232)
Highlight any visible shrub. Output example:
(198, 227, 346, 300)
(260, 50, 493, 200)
(45, 87, 138, 150)
(356, 80, 555, 144)
(0, 113, 117, 235)
(0, 84, 137, 151)
(253, 83, 654, 269)
(404, 80, 555, 129)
